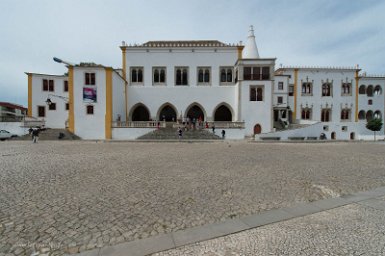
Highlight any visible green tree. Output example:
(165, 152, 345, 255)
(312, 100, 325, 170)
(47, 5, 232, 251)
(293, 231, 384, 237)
(366, 118, 383, 141)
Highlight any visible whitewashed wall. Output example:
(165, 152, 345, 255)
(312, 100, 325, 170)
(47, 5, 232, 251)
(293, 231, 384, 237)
(256, 121, 384, 141)
(273, 75, 289, 107)
(30, 74, 68, 128)
(358, 77, 384, 123)
(112, 71, 127, 122)
(125, 47, 239, 122)
(284, 68, 357, 123)
(73, 67, 106, 139)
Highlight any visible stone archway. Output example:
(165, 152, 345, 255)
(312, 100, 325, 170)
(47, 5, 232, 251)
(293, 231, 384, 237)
(186, 104, 205, 121)
(131, 104, 150, 121)
(214, 104, 232, 121)
(159, 105, 177, 122)
(254, 124, 262, 134)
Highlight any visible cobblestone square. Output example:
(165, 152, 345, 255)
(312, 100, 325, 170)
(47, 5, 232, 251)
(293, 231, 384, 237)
(1, 141, 385, 255)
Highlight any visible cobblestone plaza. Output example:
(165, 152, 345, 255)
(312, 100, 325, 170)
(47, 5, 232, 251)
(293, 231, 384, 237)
(1, 141, 385, 255)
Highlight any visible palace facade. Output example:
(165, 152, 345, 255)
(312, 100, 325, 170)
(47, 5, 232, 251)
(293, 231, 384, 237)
(26, 27, 385, 140)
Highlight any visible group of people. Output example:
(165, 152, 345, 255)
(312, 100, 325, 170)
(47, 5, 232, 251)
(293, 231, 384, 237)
(177, 122, 226, 140)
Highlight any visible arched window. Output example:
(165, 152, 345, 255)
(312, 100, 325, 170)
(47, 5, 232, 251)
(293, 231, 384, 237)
(359, 85, 366, 94)
(342, 83, 351, 95)
(153, 68, 166, 84)
(131, 69, 137, 83)
(322, 83, 331, 96)
(182, 69, 188, 84)
(176, 69, 182, 85)
(367, 85, 373, 97)
(302, 83, 306, 94)
(374, 85, 382, 95)
(138, 69, 143, 82)
(198, 68, 210, 84)
(220, 69, 226, 83)
(250, 87, 256, 101)
(226, 69, 232, 82)
(321, 109, 331, 122)
(160, 69, 165, 82)
(340, 109, 350, 121)
(301, 82, 312, 95)
(198, 69, 204, 83)
(301, 108, 311, 120)
(358, 110, 366, 120)
(204, 69, 210, 82)
(257, 88, 263, 101)
(366, 110, 373, 122)
(153, 69, 160, 83)
(176, 67, 188, 85)
(374, 110, 382, 119)
(130, 67, 144, 83)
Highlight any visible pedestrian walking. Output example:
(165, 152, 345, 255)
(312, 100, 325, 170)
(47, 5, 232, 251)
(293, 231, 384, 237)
(221, 129, 226, 139)
(212, 123, 215, 134)
(178, 127, 183, 140)
(32, 128, 40, 143)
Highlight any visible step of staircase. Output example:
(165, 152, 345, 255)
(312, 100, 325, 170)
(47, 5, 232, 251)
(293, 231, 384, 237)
(138, 127, 221, 140)
(16, 128, 81, 140)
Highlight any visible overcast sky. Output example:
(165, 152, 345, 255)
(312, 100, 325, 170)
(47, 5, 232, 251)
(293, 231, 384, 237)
(1, 0, 384, 106)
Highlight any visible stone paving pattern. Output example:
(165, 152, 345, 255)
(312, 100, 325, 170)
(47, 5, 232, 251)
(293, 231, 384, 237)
(153, 198, 385, 255)
(1, 141, 385, 255)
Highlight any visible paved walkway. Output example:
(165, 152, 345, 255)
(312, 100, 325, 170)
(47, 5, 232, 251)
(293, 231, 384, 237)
(74, 186, 385, 256)
(2, 141, 385, 255)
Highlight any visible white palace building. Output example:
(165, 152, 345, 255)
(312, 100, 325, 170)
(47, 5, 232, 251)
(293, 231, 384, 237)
(25, 26, 385, 140)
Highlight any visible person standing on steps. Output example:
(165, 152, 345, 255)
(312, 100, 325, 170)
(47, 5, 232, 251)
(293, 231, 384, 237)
(212, 123, 215, 134)
(221, 129, 226, 139)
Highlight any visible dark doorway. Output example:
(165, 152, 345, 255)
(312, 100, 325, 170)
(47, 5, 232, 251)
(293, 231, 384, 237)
(274, 110, 279, 122)
(187, 105, 204, 120)
(331, 132, 336, 140)
(159, 105, 177, 122)
(214, 105, 232, 121)
(350, 132, 355, 140)
(254, 124, 262, 134)
(132, 105, 150, 121)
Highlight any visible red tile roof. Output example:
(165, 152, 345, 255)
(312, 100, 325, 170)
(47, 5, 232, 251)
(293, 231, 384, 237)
(0, 102, 27, 111)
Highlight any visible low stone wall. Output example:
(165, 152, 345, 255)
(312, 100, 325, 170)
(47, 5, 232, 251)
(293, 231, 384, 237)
(256, 122, 385, 141)
(0, 122, 29, 136)
(112, 127, 156, 140)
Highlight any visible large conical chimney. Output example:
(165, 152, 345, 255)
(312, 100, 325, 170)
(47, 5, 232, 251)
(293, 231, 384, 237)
(243, 25, 260, 59)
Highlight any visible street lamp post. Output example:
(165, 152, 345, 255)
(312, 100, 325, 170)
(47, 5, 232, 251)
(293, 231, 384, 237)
(53, 57, 75, 132)
(45, 94, 69, 106)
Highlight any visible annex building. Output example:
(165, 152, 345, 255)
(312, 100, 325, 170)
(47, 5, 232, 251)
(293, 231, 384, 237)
(26, 26, 385, 140)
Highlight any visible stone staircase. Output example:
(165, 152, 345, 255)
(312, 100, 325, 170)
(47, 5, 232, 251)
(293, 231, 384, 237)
(16, 128, 81, 140)
(138, 127, 221, 140)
